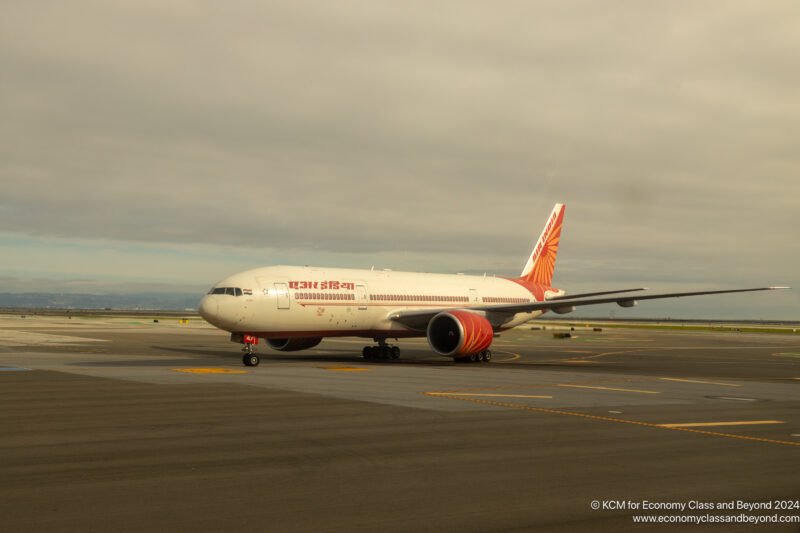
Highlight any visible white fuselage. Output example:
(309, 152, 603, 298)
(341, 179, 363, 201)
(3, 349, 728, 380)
(198, 265, 554, 339)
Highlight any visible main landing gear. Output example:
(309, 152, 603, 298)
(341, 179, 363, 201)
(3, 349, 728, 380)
(456, 350, 492, 363)
(362, 339, 400, 360)
(242, 342, 260, 367)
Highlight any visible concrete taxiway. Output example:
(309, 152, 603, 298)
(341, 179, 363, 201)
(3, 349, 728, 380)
(1, 314, 798, 531)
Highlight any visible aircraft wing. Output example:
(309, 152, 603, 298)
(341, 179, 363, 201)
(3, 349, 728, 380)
(389, 286, 789, 331)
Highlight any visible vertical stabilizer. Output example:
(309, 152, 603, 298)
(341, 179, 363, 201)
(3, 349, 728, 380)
(520, 204, 565, 286)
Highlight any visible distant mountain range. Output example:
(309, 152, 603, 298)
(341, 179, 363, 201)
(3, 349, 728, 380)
(0, 292, 203, 311)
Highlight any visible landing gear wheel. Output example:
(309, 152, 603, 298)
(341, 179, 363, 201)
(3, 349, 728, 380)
(478, 351, 487, 362)
(469, 353, 478, 363)
(363, 343, 399, 361)
(243, 353, 260, 367)
(484, 350, 492, 362)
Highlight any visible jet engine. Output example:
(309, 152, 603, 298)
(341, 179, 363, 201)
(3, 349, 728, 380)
(266, 337, 323, 351)
(427, 310, 494, 357)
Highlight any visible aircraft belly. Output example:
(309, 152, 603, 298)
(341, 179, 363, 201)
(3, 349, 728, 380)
(502, 311, 543, 329)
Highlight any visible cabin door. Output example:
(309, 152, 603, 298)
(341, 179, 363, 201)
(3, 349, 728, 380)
(274, 283, 290, 310)
(469, 289, 480, 304)
(356, 285, 368, 310)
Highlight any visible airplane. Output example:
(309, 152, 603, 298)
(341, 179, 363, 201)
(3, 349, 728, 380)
(198, 204, 788, 367)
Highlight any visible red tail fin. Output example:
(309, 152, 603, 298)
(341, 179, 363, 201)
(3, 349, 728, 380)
(519, 204, 565, 286)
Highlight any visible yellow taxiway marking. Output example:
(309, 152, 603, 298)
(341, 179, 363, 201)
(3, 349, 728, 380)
(492, 351, 521, 363)
(773, 352, 800, 358)
(426, 392, 552, 399)
(658, 420, 784, 428)
(427, 395, 800, 448)
(546, 348, 642, 364)
(562, 359, 601, 364)
(172, 367, 249, 374)
(659, 377, 740, 387)
(324, 366, 371, 372)
(557, 384, 660, 395)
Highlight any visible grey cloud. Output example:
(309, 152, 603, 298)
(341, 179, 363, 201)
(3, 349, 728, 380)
(0, 276, 206, 295)
(1, 1, 798, 308)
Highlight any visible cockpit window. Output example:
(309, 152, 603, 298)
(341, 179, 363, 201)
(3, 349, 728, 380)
(208, 287, 243, 296)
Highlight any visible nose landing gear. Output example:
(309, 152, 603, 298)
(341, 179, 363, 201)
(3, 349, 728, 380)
(242, 342, 260, 367)
(233, 334, 261, 367)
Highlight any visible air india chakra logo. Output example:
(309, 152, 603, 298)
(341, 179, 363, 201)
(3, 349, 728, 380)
(525, 209, 564, 285)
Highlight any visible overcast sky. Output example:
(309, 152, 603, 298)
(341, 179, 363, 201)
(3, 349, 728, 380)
(1, 1, 798, 318)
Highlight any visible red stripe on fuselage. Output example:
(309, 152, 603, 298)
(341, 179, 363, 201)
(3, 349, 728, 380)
(295, 303, 473, 308)
(503, 277, 554, 302)
(244, 329, 424, 339)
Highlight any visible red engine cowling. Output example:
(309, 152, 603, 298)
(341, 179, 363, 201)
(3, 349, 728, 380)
(427, 310, 494, 357)
(266, 337, 323, 352)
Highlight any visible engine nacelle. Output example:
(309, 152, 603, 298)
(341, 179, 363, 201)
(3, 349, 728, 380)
(427, 310, 494, 357)
(266, 337, 323, 352)
(617, 299, 637, 308)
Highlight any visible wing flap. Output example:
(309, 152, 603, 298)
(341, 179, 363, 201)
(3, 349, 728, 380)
(546, 287, 648, 301)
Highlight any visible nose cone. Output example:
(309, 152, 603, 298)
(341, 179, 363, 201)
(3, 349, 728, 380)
(198, 296, 218, 324)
